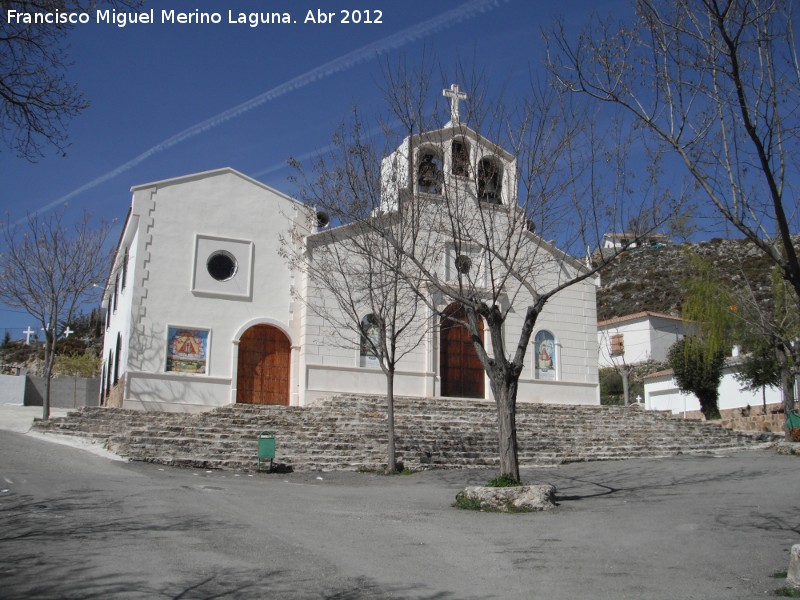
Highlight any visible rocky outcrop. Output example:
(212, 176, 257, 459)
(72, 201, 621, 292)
(597, 238, 777, 321)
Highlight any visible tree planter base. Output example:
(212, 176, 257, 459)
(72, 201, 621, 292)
(455, 484, 556, 512)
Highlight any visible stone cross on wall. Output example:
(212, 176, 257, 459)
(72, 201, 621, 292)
(23, 326, 34, 345)
(443, 83, 467, 123)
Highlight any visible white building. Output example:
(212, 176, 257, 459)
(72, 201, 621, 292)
(101, 168, 304, 410)
(644, 361, 782, 417)
(597, 311, 686, 369)
(100, 89, 601, 412)
(602, 232, 670, 250)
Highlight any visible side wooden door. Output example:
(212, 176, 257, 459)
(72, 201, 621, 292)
(237, 325, 290, 405)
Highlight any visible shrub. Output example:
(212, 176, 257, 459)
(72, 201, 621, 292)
(487, 474, 522, 487)
(667, 337, 725, 420)
(600, 368, 624, 405)
(774, 587, 800, 598)
(453, 492, 484, 511)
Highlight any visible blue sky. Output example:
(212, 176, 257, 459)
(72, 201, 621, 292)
(1, 0, 627, 337)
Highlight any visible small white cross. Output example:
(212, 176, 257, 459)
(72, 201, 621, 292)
(63, 327, 74, 338)
(23, 326, 35, 345)
(443, 83, 467, 123)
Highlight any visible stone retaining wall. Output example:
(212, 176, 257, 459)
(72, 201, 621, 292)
(716, 403, 786, 433)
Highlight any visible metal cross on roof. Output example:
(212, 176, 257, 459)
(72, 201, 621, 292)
(443, 83, 467, 124)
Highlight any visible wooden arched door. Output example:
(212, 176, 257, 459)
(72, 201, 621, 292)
(236, 325, 290, 405)
(440, 304, 485, 398)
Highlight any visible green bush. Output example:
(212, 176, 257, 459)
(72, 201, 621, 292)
(667, 337, 724, 419)
(487, 474, 522, 487)
(774, 587, 800, 598)
(453, 492, 484, 511)
(599, 367, 647, 405)
(54, 350, 101, 378)
(600, 368, 624, 405)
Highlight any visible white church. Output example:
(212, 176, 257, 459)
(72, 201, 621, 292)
(100, 86, 601, 412)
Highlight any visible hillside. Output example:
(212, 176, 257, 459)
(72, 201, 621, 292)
(0, 310, 104, 376)
(597, 238, 776, 322)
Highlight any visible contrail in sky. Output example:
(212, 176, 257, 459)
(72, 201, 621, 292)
(251, 117, 398, 179)
(23, 0, 509, 222)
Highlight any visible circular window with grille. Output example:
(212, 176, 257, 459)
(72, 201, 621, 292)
(207, 251, 238, 281)
(455, 254, 472, 274)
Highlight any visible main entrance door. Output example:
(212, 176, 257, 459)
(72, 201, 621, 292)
(440, 304, 485, 398)
(236, 325, 290, 405)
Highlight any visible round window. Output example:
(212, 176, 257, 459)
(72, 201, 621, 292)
(455, 254, 472, 274)
(207, 251, 237, 281)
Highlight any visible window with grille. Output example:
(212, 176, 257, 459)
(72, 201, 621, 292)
(610, 333, 625, 356)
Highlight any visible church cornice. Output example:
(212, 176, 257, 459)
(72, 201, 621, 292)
(130, 167, 305, 208)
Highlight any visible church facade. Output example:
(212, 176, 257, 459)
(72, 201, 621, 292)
(101, 91, 600, 412)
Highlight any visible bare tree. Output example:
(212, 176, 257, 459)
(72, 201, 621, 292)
(1, 0, 140, 159)
(284, 120, 431, 472)
(725, 266, 800, 420)
(548, 0, 800, 307)
(292, 64, 677, 480)
(0, 210, 112, 418)
(598, 327, 637, 405)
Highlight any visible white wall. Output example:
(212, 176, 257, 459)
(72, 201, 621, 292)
(598, 314, 684, 368)
(106, 169, 304, 411)
(644, 366, 782, 416)
(649, 319, 684, 363)
(0, 373, 25, 405)
(102, 220, 138, 398)
(297, 257, 432, 404)
(300, 215, 600, 406)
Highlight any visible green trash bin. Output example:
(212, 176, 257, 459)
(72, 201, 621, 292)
(258, 431, 275, 472)
(786, 410, 800, 431)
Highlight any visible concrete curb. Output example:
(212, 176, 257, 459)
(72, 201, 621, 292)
(0, 405, 126, 461)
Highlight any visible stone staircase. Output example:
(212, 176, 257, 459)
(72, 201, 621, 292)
(32, 395, 778, 472)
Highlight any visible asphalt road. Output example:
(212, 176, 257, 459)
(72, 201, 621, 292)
(0, 430, 798, 599)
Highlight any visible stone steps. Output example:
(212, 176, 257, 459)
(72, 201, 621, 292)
(33, 394, 778, 472)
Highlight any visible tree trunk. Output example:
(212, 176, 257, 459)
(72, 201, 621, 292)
(777, 346, 795, 438)
(493, 378, 520, 482)
(790, 343, 800, 412)
(698, 391, 721, 420)
(793, 370, 799, 414)
(43, 375, 51, 421)
(42, 338, 54, 421)
(385, 369, 397, 474)
(621, 369, 630, 406)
